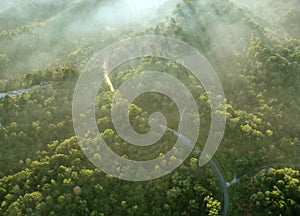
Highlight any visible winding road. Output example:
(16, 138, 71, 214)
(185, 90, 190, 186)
(2, 66, 298, 216)
(164, 124, 229, 216)
(100, 63, 230, 215)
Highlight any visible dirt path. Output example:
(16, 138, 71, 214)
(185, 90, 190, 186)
(103, 61, 115, 92)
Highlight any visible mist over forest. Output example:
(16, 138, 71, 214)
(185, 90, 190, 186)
(0, 0, 171, 76)
(0, 0, 299, 215)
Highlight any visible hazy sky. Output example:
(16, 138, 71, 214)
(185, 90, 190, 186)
(0, 1, 13, 13)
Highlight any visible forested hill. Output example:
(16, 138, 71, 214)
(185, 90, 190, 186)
(0, 0, 167, 77)
(0, 0, 299, 215)
(232, 0, 300, 38)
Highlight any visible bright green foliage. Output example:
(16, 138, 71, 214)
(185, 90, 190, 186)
(0, 137, 222, 215)
(250, 168, 300, 215)
(0, 0, 299, 215)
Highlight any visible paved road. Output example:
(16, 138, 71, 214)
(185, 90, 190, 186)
(165, 125, 228, 216)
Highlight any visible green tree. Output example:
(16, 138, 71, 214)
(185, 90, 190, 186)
(250, 168, 300, 215)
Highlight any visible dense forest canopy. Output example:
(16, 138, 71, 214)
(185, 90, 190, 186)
(0, 0, 299, 215)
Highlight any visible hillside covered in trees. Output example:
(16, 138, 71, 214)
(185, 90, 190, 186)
(0, 0, 299, 215)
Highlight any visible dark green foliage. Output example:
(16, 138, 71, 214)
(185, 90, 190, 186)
(250, 168, 300, 215)
(0, 137, 222, 216)
(0, 0, 299, 215)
